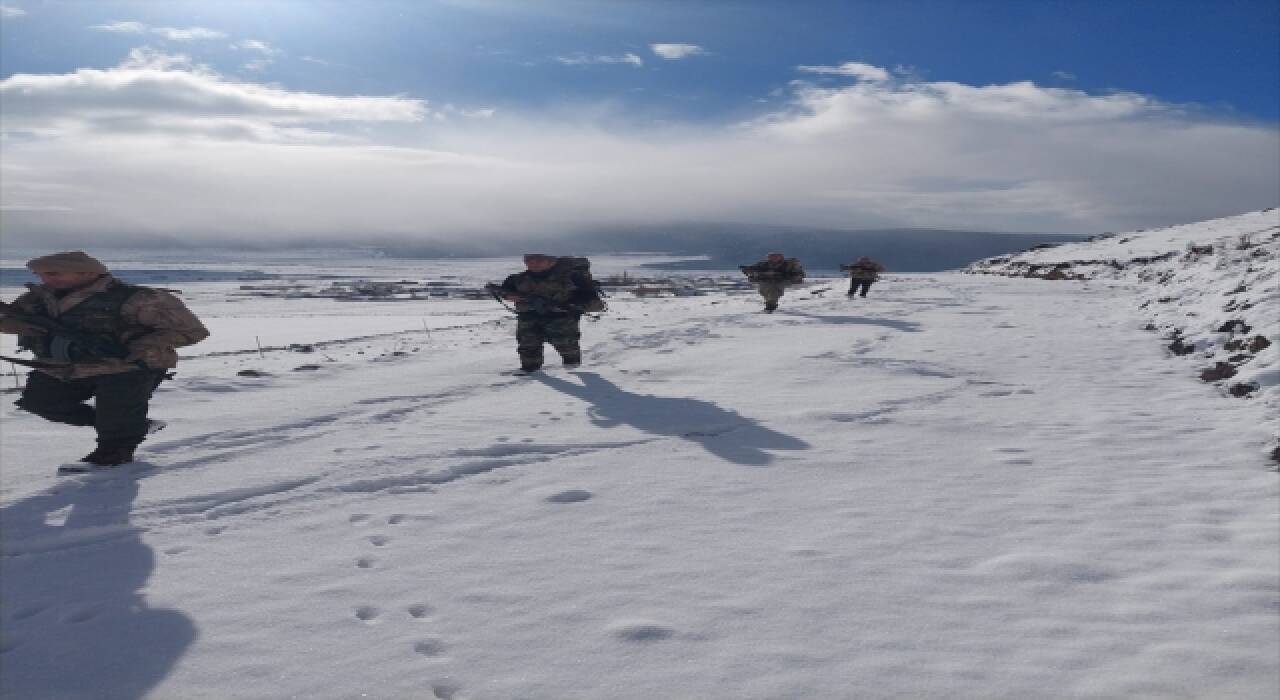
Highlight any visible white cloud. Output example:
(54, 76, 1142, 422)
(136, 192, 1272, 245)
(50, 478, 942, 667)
(243, 59, 274, 72)
(797, 62, 891, 82)
(235, 39, 279, 55)
(1053, 70, 1078, 81)
(1, 60, 1276, 244)
(555, 52, 643, 68)
(301, 56, 342, 68)
(0, 49, 428, 142)
(90, 20, 226, 41)
(153, 26, 226, 41)
(90, 20, 148, 34)
(118, 46, 200, 72)
(650, 43, 706, 60)
(1, 4, 27, 18)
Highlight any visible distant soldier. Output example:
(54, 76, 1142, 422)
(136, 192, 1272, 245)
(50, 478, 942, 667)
(0, 252, 209, 468)
(740, 252, 805, 312)
(492, 254, 602, 373)
(841, 256, 885, 297)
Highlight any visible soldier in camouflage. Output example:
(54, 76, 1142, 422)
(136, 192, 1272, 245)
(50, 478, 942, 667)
(0, 251, 210, 467)
(841, 256, 885, 297)
(497, 254, 596, 373)
(740, 252, 805, 312)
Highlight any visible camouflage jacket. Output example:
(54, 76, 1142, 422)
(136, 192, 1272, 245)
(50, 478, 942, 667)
(842, 260, 884, 281)
(741, 258, 805, 284)
(0, 274, 209, 379)
(499, 266, 595, 315)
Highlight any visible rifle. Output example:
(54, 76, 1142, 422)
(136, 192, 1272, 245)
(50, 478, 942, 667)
(484, 284, 581, 315)
(0, 300, 130, 362)
(740, 266, 790, 282)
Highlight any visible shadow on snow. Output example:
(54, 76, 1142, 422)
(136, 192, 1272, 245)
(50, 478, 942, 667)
(778, 310, 923, 332)
(535, 372, 808, 466)
(0, 466, 195, 700)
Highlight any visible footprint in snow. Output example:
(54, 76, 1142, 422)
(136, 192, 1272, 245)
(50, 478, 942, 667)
(408, 603, 432, 619)
(354, 606, 380, 622)
(205, 526, 225, 536)
(431, 682, 461, 699)
(368, 535, 391, 547)
(608, 619, 675, 642)
(355, 557, 376, 569)
(164, 546, 191, 556)
(546, 489, 592, 504)
(349, 514, 372, 524)
(413, 638, 448, 657)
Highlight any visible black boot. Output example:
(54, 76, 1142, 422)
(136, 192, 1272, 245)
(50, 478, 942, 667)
(80, 444, 137, 467)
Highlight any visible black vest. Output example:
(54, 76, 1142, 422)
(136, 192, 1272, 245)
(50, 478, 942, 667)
(20, 282, 144, 361)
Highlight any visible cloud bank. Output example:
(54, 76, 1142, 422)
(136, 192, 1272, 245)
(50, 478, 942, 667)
(1, 56, 1276, 247)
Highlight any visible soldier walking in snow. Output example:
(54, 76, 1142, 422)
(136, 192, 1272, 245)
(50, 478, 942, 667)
(740, 252, 805, 312)
(841, 256, 885, 298)
(0, 252, 209, 468)
(491, 254, 602, 373)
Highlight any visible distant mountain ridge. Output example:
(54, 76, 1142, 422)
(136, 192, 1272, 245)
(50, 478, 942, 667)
(382, 223, 1086, 272)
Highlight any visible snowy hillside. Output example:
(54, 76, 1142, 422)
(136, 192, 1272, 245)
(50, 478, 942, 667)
(970, 208, 1279, 462)
(2, 254, 1278, 698)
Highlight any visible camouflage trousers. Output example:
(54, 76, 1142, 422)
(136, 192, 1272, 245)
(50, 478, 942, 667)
(757, 282, 788, 306)
(516, 313, 581, 368)
(16, 368, 167, 448)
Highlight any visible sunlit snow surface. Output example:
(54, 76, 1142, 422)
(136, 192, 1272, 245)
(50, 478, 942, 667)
(1, 241, 1276, 699)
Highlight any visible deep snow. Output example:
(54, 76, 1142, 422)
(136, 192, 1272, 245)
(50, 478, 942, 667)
(1, 227, 1277, 699)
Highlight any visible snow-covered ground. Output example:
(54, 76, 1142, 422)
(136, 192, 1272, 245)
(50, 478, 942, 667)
(1, 236, 1277, 699)
(969, 208, 1279, 442)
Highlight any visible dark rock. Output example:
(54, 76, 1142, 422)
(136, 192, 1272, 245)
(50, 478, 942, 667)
(289, 344, 316, 353)
(1271, 445, 1280, 466)
(1199, 362, 1237, 382)
(1228, 353, 1252, 363)
(1167, 336, 1196, 356)
(1228, 382, 1259, 398)
(1248, 336, 1271, 353)
(1224, 339, 1245, 352)
(236, 369, 269, 377)
(292, 364, 322, 372)
(1216, 320, 1251, 334)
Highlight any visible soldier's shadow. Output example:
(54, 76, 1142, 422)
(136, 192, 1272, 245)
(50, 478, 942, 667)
(535, 372, 809, 466)
(0, 467, 196, 700)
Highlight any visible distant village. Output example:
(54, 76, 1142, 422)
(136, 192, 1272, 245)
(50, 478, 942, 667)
(231, 271, 756, 302)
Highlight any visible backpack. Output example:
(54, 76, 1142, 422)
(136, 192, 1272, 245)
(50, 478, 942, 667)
(554, 257, 607, 313)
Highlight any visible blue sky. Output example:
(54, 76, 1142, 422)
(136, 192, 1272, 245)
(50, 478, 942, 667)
(1, 0, 1277, 244)
(6, 0, 1278, 122)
